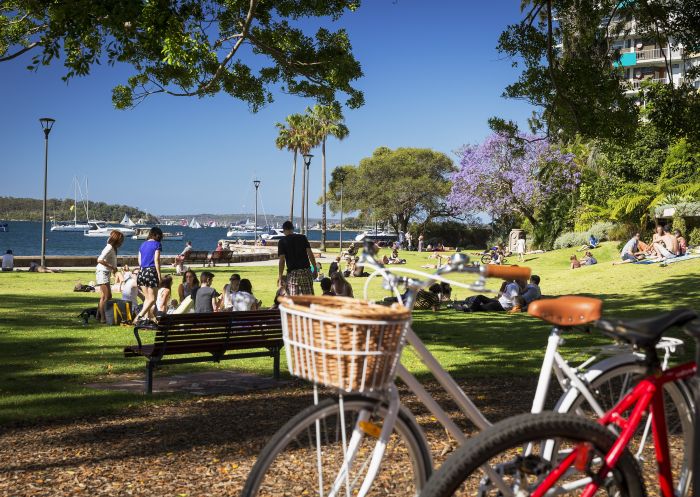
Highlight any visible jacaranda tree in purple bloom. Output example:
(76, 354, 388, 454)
(448, 134, 579, 228)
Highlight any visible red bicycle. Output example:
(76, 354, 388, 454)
(419, 297, 698, 497)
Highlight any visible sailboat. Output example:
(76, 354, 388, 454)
(51, 178, 92, 232)
(120, 214, 136, 226)
(189, 218, 202, 229)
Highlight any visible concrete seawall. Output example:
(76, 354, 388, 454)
(13, 252, 276, 268)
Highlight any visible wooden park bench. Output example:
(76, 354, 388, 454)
(124, 310, 284, 394)
(209, 249, 234, 266)
(182, 250, 209, 267)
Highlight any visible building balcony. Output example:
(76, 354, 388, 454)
(614, 47, 683, 67)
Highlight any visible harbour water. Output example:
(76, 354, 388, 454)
(0, 221, 360, 256)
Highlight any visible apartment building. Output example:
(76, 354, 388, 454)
(610, 21, 700, 94)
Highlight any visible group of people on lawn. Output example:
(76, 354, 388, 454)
(616, 226, 688, 264)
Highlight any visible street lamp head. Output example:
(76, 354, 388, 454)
(303, 153, 314, 167)
(253, 179, 261, 189)
(39, 117, 55, 137)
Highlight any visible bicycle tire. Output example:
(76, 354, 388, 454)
(557, 362, 694, 497)
(241, 395, 432, 497)
(420, 412, 645, 497)
(480, 254, 492, 265)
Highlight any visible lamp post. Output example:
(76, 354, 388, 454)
(302, 153, 313, 234)
(335, 169, 347, 253)
(39, 117, 56, 269)
(253, 179, 261, 245)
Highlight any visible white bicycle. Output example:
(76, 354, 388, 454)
(241, 245, 693, 497)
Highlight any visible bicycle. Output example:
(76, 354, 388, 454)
(241, 245, 693, 497)
(479, 248, 509, 265)
(418, 300, 699, 497)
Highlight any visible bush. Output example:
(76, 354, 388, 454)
(553, 222, 616, 249)
(607, 224, 632, 242)
(689, 227, 700, 246)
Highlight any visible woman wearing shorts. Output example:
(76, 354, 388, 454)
(135, 227, 163, 323)
(96, 230, 125, 323)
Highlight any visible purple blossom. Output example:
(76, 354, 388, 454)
(448, 134, 578, 219)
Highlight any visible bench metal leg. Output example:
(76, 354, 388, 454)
(273, 348, 280, 380)
(146, 361, 154, 394)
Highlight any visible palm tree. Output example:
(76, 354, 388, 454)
(306, 104, 349, 250)
(275, 113, 307, 225)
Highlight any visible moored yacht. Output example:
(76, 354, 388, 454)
(84, 221, 136, 237)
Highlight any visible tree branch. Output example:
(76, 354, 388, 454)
(0, 41, 40, 62)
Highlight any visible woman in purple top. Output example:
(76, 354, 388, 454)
(135, 227, 163, 322)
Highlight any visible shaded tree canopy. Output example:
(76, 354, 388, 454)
(492, 0, 700, 142)
(326, 148, 455, 233)
(0, 0, 364, 110)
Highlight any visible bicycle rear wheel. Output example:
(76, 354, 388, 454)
(420, 412, 645, 497)
(480, 254, 492, 265)
(557, 362, 693, 497)
(241, 395, 432, 497)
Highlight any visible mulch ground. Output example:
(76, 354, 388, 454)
(0, 374, 676, 496)
(0, 375, 538, 497)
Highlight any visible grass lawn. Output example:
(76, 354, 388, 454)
(1, 242, 699, 424)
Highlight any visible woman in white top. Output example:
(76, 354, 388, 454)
(96, 231, 125, 323)
(219, 273, 241, 311)
(156, 275, 175, 314)
(232, 278, 259, 311)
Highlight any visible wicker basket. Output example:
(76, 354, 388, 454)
(279, 295, 411, 393)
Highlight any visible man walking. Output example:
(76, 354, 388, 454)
(278, 220, 318, 295)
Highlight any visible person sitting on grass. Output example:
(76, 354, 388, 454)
(388, 248, 406, 264)
(271, 275, 288, 309)
(219, 273, 240, 311)
(232, 278, 260, 311)
(581, 251, 597, 266)
(331, 272, 354, 297)
(156, 275, 175, 315)
(653, 225, 680, 261)
(613, 233, 642, 265)
(352, 256, 369, 277)
(177, 269, 199, 302)
(121, 268, 140, 307)
(570, 254, 582, 269)
(579, 234, 599, 251)
(674, 229, 688, 256)
(193, 271, 219, 313)
(320, 277, 335, 296)
(328, 256, 340, 277)
(521, 275, 541, 306)
(414, 283, 443, 311)
(456, 279, 520, 313)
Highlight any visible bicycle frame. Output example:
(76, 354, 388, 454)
(334, 260, 683, 497)
(531, 361, 697, 497)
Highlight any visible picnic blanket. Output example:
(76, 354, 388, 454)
(634, 254, 700, 265)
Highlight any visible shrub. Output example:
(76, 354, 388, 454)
(672, 216, 687, 236)
(607, 224, 632, 242)
(553, 222, 616, 249)
(689, 227, 700, 246)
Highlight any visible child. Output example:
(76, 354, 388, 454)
(570, 254, 581, 269)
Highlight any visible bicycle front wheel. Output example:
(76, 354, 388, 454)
(420, 412, 645, 497)
(557, 362, 694, 497)
(241, 395, 432, 497)
(480, 254, 492, 265)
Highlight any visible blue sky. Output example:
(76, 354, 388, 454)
(0, 1, 532, 218)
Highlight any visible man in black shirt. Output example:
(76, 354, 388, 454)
(278, 220, 318, 295)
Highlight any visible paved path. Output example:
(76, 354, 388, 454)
(87, 370, 290, 395)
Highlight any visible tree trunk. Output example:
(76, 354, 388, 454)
(321, 138, 327, 252)
(289, 151, 297, 224)
(300, 157, 306, 234)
